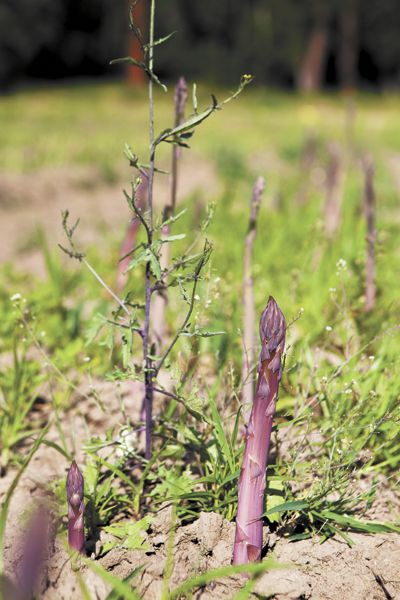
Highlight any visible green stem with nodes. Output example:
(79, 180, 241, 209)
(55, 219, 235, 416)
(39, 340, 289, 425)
(143, 0, 156, 459)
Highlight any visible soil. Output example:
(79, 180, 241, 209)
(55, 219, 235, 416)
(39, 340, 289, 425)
(0, 165, 399, 599)
(0, 374, 398, 600)
(0, 156, 220, 277)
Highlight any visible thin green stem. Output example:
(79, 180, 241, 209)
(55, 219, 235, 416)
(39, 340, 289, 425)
(143, 0, 156, 459)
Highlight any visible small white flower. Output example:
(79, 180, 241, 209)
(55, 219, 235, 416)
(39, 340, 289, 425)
(325, 326, 332, 331)
(40, 331, 46, 337)
(10, 293, 22, 302)
(194, 294, 200, 301)
(329, 287, 336, 293)
(299, 307, 304, 313)
(368, 355, 375, 361)
(83, 356, 91, 363)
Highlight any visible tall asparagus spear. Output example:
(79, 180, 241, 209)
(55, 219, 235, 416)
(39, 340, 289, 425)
(233, 296, 286, 565)
(66, 461, 85, 553)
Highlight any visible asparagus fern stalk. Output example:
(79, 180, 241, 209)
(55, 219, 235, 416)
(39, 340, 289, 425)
(242, 176, 265, 411)
(233, 296, 286, 565)
(66, 461, 85, 553)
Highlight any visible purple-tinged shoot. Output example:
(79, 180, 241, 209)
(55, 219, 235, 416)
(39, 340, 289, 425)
(174, 76, 188, 122)
(17, 502, 54, 600)
(66, 460, 85, 553)
(233, 296, 286, 566)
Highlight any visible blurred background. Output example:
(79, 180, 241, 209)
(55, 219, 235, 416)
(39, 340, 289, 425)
(1, 0, 399, 91)
(1, 0, 400, 273)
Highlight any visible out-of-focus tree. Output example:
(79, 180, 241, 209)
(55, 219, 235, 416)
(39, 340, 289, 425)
(0, 0, 63, 86)
(0, 0, 399, 89)
(360, 0, 400, 87)
(127, 1, 146, 86)
(0, 0, 127, 88)
(297, 2, 330, 91)
(338, 0, 359, 90)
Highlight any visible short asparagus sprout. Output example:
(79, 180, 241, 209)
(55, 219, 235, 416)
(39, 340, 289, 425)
(233, 296, 286, 565)
(66, 460, 85, 553)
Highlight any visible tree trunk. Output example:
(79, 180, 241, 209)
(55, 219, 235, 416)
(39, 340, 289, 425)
(128, 1, 145, 86)
(297, 26, 328, 91)
(338, 0, 359, 91)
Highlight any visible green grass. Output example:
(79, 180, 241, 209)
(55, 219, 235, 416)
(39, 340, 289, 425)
(0, 81, 399, 597)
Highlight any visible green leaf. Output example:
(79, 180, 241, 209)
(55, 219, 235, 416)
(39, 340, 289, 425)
(148, 248, 161, 281)
(208, 394, 235, 474)
(159, 208, 187, 229)
(161, 234, 186, 243)
(263, 500, 309, 518)
(287, 532, 312, 542)
(110, 57, 167, 92)
(105, 566, 144, 600)
(86, 313, 108, 345)
(154, 104, 215, 146)
(83, 558, 142, 600)
(144, 31, 176, 49)
(122, 328, 133, 368)
(180, 327, 225, 338)
(313, 510, 400, 534)
(127, 249, 147, 272)
(103, 516, 152, 553)
(168, 560, 279, 599)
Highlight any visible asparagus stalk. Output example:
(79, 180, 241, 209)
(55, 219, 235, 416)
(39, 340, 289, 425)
(233, 296, 286, 565)
(242, 176, 265, 411)
(363, 155, 376, 312)
(324, 142, 343, 239)
(66, 461, 85, 553)
(17, 502, 54, 600)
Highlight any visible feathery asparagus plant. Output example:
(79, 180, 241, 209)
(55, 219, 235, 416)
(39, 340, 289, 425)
(233, 296, 286, 565)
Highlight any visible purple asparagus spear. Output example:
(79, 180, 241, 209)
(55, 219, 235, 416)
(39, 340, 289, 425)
(66, 461, 85, 553)
(233, 296, 286, 565)
(17, 501, 54, 600)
